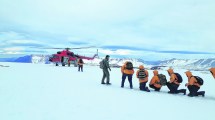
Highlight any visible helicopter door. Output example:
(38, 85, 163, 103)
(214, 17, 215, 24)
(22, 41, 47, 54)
(74, 59, 78, 67)
(61, 57, 69, 66)
(69, 58, 78, 67)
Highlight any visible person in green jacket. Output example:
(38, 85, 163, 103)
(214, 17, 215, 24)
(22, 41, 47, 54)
(101, 55, 111, 85)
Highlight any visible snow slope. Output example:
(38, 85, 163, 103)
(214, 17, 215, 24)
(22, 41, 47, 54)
(0, 62, 215, 120)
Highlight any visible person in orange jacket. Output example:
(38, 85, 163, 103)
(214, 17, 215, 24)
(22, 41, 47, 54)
(149, 70, 162, 91)
(121, 61, 134, 89)
(166, 68, 186, 95)
(185, 71, 205, 97)
(78, 58, 84, 72)
(136, 65, 150, 92)
(209, 68, 215, 79)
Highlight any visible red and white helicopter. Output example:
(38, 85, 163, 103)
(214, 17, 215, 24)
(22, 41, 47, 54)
(47, 47, 97, 67)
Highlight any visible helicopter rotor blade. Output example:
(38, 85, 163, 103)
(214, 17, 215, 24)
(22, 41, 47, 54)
(29, 47, 63, 49)
(69, 46, 96, 49)
(30, 46, 95, 50)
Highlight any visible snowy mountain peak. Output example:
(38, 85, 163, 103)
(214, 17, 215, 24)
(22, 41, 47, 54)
(31, 55, 50, 64)
(0, 55, 215, 70)
(159, 58, 215, 70)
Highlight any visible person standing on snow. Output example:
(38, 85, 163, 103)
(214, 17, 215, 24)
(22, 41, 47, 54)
(121, 61, 134, 89)
(185, 71, 205, 97)
(78, 58, 84, 72)
(136, 65, 150, 92)
(209, 68, 215, 79)
(101, 55, 111, 85)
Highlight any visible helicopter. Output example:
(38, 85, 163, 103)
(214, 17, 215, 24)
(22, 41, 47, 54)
(48, 47, 97, 67)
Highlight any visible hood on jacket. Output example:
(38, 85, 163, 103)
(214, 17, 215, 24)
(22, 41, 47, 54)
(185, 71, 193, 78)
(139, 65, 144, 69)
(167, 68, 174, 74)
(209, 68, 215, 78)
(153, 70, 158, 76)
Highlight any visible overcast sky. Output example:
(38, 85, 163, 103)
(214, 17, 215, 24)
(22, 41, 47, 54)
(0, 0, 215, 60)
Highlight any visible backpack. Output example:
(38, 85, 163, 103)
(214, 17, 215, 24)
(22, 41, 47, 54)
(193, 76, 204, 85)
(174, 73, 183, 83)
(137, 69, 147, 79)
(99, 60, 104, 69)
(157, 74, 167, 86)
(125, 62, 133, 70)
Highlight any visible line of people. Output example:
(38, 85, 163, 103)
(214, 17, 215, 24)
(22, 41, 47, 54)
(121, 62, 207, 97)
(100, 56, 215, 97)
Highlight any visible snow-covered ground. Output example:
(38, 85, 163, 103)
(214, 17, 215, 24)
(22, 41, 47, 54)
(0, 62, 215, 120)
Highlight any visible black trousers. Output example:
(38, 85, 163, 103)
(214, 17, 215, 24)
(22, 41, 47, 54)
(149, 84, 161, 91)
(187, 85, 204, 96)
(166, 82, 179, 93)
(139, 82, 147, 90)
(121, 74, 133, 89)
(78, 65, 83, 72)
(166, 82, 186, 94)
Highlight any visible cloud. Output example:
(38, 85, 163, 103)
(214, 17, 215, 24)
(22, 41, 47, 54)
(0, 31, 29, 40)
(158, 50, 215, 54)
(0, 0, 214, 60)
(67, 37, 92, 46)
(101, 45, 148, 51)
(1, 47, 24, 54)
(101, 45, 215, 54)
(5, 40, 46, 47)
(99, 49, 132, 56)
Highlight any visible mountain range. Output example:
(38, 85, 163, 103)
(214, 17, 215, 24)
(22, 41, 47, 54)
(0, 55, 214, 70)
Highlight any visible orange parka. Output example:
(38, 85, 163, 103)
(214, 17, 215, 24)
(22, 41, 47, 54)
(167, 68, 180, 85)
(136, 65, 148, 83)
(185, 71, 201, 87)
(150, 70, 161, 88)
(121, 62, 134, 75)
(209, 68, 215, 79)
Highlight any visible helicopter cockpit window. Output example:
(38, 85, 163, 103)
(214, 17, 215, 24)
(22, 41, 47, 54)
(68, 52, 74, 56)
(52, 55, 59, 58)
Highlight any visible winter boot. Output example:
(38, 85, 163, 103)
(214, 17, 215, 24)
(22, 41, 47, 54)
(180, 89, 186, 95)
(187, 93, 194, 97)
(145, 87, 150, 92)
(155, 88, 160, 92)
(202, 91, 205, 97)
(121, 83, 124, 88)
(197, 91, 205, 97)
(106, 82, 111, 85)
(168, 91, 175, 94)
(130, 83, 133, 89)
(187, 92, 195, 97)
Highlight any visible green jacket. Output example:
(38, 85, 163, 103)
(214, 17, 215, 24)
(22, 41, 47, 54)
(103, 58, 110, 69)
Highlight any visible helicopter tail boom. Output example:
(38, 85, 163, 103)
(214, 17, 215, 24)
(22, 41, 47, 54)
(76, 54, 97, 60)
